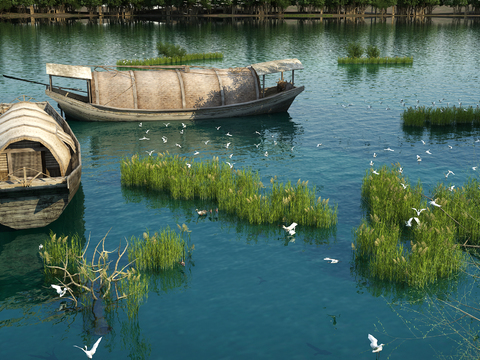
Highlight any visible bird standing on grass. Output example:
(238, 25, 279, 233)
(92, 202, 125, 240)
(74, 337, 102, 359)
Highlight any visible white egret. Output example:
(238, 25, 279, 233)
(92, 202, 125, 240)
(216, 126, 221, 130)
(226, 162, 234, 169)
(473, 167, 478, 170)
(264, 151, 268, 157)
(421, 140, 425, 145)
(401, 183, 408, 189)
(448, 145, 452, 149)
(226, 142, 231, 149)
(164, 123, 170, 127)
(430, 200, 441, 207)
(426, 149, 432, 154)
(384, 147, 394, 151)
(372, 170, 379, 175)
(73, 337, 102, 359)
(145, 150, 155, 156)
(182, 123, 186, 128)
(139, 122, 142, 127)
(226, 132, 232, 137)
(51, 284, 68, 297)
(39, 244, 43, 250)
(229, 154, 233, 159)
(398, 167, 403, 174)
(405, 217, 419, 227)
(145, 129, 150, 134)
(282, 222, 297, 233)
(291, 146, 295, 151)
(412, 208, 426, 216)
(139, 136, 149, 141)
(373, 153, 377, 158)
(417, 155, 422, 161)
(254, 143, 260, 148)
(370, 161, 374, 166)
(368, 334, 384, 353)
(317, 143, 322, 147)
(324, 258, 339, 264)
(176, 143, 181, 148)
(448, 185, 455, 191)
(186, 163, 191, 168)
(180, 129, 184, 134)
(445, 170, 455, 178)
(255, 131, 261, 135)
(194, 151, 199, 155)
(204, 140, 210, 145)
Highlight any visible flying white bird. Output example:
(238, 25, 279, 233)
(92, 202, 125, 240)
(264, 151, 268, 157)
(226, 132, 232, 137)
(430, 200, 442, 207)
(39, 244, 43, 250)
(139, 136, 149, 141)
(291, 146, 295, 151)
(317, 143, 322, 147)
(74, 337, 102, 359)
(176, 143, 181, 148)
(401, 183, 408, 189)
(368, 334, 384, 353)
(182, 123, 186, 128)
(229, 154, 233, 159)
(226, 162, 234, 169)
(417, 155, 422, 161)
(473, 167, 478, 170)
(162, 137, 167, 143)
(421, 140, 425, 145)
(406, 217, 420, 227)
(445, 170, 455, 178)
(186, 163, 191, 168)
(145, 150, 155, 156)
(51, 284, 68, 297)
(145, 129, 150, 134)
(384, 147, 394, 151)
(370, 161, 374, 166)
(448, 185, 455, 191)
(448, 145, 452, 149)
(226, 142, 231, 149)
(398, 167, 403, 174)
(204, 140, 210, 145)
(254, 143, 260, 148)
(412, 208, 426, 216)
(194, 151, 199, 155)
(426, 149, 432, 155)
(164, 123, 170, 127)
(372, 170, 379, 175)
(373, 153, 377, 158)
(324, 257, 339, 264)
(216, 126, 221, 130)
(180, 129, 184, 135)
(139, 122, 142, 127)
(255, 131, 261, 135)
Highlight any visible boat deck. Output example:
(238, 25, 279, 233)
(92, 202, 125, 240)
(0, 176, 66, 190)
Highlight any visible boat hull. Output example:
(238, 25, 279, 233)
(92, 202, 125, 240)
(46, 86, 304, 122)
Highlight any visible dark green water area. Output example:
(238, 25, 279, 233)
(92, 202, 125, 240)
(1, 16, 480, 359)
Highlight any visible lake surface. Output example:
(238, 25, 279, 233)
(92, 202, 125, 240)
(1, 16, 480, 359)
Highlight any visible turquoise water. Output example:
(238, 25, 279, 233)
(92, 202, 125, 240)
(1, 17, 480, 359)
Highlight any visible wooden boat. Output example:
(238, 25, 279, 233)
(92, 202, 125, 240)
(0, 97, 81, 229)
(44, 59, 304, 122)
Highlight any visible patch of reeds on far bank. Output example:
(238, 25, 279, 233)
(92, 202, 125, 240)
(338, 56, 413, 65)
(353, 164, 480, 288)
(402, 105, 480, 127)
(120, 152, 337, 228)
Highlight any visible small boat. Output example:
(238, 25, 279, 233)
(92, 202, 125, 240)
(0, 97, 81, 229)
(44, 59, 304, 122)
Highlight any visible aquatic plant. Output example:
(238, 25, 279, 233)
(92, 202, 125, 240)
(346, 42, 363, 58)
(338, 56, 413, 65)
(353, 164, 465, 288)
(40, 232, 83, 283)
(128, 224, 193, 272)
(402, 105, 480, 127)
(157, 42, 187, 58)
(116, 52, 224, 67)
(120, 153, 337, 228)
(366, 45, 380, 58)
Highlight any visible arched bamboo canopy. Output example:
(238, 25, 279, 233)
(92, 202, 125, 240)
(0, 102, 75, 177)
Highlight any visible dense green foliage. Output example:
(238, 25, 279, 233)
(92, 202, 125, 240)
(2, 0, 479, 16)
(402, 105, 480, 126)
(346, 42, 363, 58)
(366, 44, 380, 58)
(117, 52, 223, 66)
(120, 153, 337, 228)
(352, 164, 480, 288)
(338, 56, 413, 64)
(157, 42, 187, 58)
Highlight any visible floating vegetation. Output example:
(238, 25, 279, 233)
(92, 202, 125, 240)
(120, 153, 337, 228)
(353, 164, 466, 288)
(338, 56, 413, 65)
(116, 52, 224, 67)
(402, 105, 480, 127)
(128, 224, 193, 272)
(40, 232, 83, 283)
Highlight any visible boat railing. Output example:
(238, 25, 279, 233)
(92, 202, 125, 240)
(0, 166, 53, 187)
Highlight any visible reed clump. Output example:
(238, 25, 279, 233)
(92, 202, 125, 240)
(128, 224, 192, 272)
(116, 52, 224, 66)
(39, 232, 83, 283)
(120, 153, 337, 228)
(353, 164, 465, 288)
(402, 105, 480, 127)
(338, 56, 413, 65)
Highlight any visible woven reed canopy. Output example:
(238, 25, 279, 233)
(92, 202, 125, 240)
(250, 59, 304, 76)
(0, 102, 75, 176)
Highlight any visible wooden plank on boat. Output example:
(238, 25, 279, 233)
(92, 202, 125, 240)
(46, 63, 92, 80)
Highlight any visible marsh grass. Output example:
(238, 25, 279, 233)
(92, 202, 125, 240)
(120, 153, 337, 228)
(402, 105, 480, 127)
(354, 164, 466, 288)
(39, 232, 83, 283)
(129, 224, 192, 272)
(116, 52, 224, 67)
(338, 57, 413, 65)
